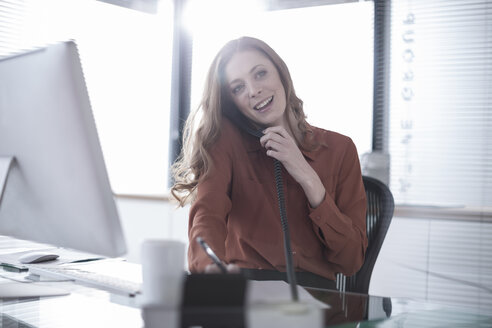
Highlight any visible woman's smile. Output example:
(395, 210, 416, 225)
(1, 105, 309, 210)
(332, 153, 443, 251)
(254, 96, 274, 112)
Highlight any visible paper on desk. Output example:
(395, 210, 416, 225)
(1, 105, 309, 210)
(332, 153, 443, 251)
(0, 282, 70, 298)
(0, 247, 104, 270)
(246, 280, 331, 309)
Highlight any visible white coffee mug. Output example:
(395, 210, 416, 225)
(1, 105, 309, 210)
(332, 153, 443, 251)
(141, 239, 186, 307)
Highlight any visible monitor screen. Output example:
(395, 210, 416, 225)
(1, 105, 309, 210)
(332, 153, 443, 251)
(0, 41, 127, 257)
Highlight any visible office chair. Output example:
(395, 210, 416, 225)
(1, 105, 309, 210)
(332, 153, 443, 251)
(336, 175, 395, 294)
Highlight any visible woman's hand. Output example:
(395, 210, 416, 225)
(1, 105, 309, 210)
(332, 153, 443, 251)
(260, 126, 326, 208)
(204, 263, 241, 274)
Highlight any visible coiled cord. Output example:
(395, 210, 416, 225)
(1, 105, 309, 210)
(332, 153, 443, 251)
(233, 122, 300, 302)
(273, 158, 299, 301)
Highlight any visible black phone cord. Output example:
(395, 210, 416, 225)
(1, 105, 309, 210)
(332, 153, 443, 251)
(273, 158, 299, 301)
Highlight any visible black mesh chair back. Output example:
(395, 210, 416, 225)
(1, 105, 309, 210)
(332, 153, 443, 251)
(336, 175, 395, 294)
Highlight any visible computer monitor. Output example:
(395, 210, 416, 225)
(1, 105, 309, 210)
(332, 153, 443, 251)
(0, 41, 127, 257)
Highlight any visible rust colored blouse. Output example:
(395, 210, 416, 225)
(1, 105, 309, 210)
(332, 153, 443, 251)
(188, 118, 368, 280)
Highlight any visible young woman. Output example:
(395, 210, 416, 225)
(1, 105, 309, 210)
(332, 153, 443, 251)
(171, 36, 367, 288)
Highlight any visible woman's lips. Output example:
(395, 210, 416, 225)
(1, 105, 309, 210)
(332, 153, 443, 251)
(254, 96, 273, 112)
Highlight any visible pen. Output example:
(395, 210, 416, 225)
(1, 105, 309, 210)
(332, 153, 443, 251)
(196, 236, 228, 274)
(1, 263, 28, 272)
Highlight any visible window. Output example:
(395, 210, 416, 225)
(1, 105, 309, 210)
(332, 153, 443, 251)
(0, 0, 173, 196)
(370, 0, 492, 313)
(187, 1, 374, 156)
(389, 0, 492, 208)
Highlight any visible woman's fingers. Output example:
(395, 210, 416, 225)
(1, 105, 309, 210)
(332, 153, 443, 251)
(204, 263, 222, 273)
(260, 126, 289, 147)
(226, 263, 241, 273)
(260, 132, 283, 148)
(204, 263, 241, 274)
(260, 126, 301, 162)
(262, 125, 289, 137)
(263, 139, 282, 151)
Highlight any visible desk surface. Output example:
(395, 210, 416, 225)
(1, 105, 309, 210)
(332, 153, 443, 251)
(0, 234, 490, 328)
(1, 267, 491, 328)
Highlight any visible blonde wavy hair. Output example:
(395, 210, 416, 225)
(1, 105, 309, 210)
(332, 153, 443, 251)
(170, 36, 313, 206)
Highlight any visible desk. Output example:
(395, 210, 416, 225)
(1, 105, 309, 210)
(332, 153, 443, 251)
(1, 267, 491, 328)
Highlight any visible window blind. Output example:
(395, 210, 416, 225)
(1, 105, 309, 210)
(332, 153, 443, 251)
(0, 0, 28, 57)
(371, 0, 492, 314)
(389, 0, 492, 208)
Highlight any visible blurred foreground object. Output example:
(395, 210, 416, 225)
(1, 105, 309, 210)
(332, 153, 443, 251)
(97, 0, 159, 14)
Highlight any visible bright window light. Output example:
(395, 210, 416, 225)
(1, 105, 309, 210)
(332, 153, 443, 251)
(190, 2, 374, 156)
(19, 0, 174, 196)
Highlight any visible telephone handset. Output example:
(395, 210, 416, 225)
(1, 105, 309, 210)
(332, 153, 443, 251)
(224, 109, 264, 138)
(224, 109, 299, 301)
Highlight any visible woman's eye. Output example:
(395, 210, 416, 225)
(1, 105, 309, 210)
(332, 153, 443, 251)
(232, 85, 244, 95)
(256, 70, 267, 78)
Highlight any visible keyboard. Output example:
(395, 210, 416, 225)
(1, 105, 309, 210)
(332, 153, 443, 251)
(28, 265, 142, 297)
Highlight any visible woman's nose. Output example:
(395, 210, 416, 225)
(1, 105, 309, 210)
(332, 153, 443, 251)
(248, 84, 262, 98)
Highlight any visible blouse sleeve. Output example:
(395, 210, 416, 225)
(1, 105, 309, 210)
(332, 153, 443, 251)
(187, 135, 233, 273)
(308, 138, 368, 276)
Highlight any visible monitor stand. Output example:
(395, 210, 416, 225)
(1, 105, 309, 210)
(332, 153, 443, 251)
(0, 156, 14, 202)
